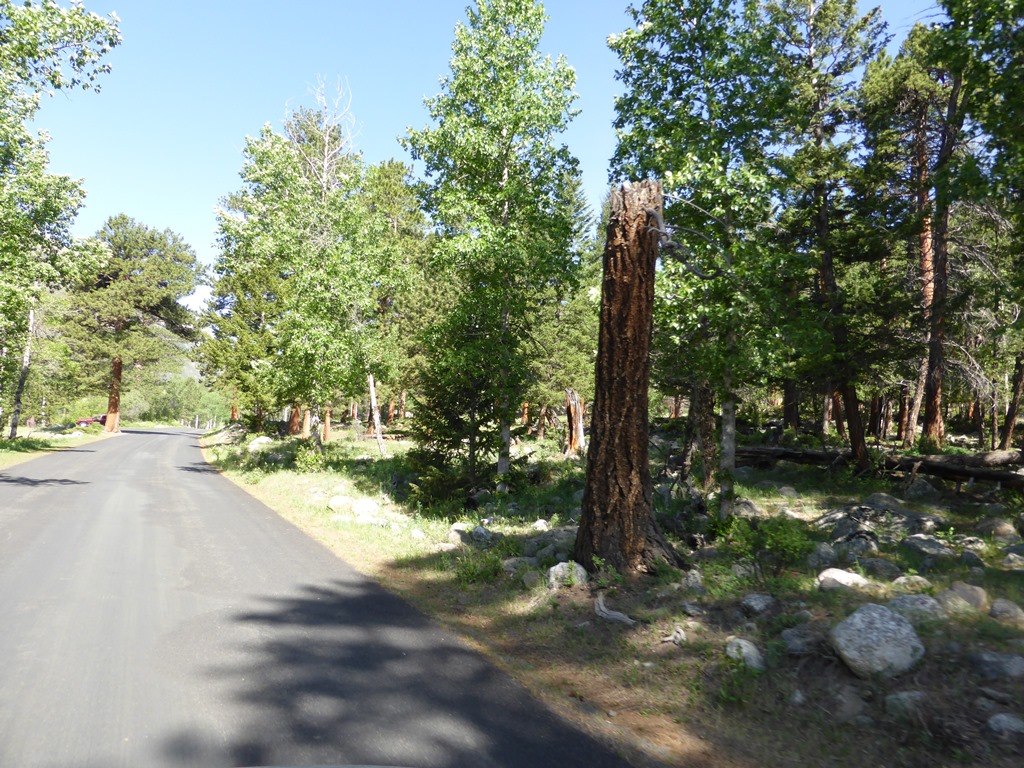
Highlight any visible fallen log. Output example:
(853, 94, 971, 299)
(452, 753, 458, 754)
(734, 446, 1024, 491)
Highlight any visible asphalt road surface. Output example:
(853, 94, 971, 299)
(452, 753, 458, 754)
(0, 429, 627, 768)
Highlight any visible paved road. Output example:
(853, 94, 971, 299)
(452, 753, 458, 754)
(0, 429, 627, 768)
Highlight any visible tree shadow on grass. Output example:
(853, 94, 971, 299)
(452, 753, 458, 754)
(197, 578, 629, 768)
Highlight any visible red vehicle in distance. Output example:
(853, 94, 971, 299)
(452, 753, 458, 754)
(75, 414, 107, 427)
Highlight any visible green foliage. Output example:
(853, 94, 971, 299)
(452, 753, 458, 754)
(726, 515, 815, 582)
(294, 442, 326, 473)
(403, 0, 585, 487)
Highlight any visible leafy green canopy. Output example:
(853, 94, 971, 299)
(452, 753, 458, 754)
(403, 0, 585, 473)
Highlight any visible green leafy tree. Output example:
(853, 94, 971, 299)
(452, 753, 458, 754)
(63, 215, 200, 432)
(403, 0, 583, 490)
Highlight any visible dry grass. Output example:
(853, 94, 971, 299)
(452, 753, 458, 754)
(202, 435, 1024, 768)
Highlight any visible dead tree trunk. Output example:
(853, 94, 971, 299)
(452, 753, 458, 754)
(564, 388, 586, 457)
(574, 180, 683, 574)
(368, 373, 386, 457)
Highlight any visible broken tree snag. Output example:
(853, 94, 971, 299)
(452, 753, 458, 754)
(574, 180, 684, 575)
(564, 388, 586, 457)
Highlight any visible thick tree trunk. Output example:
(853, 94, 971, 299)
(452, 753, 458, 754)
(287, 404, 302, 435)
(842, 384, 869, 469)
(399, 388, 407, 420)
(574, 181, 683, 574)
(831, 390, 846, 439)
(103, 356, 123, 433)
(564, 388, 586, 457)
(905, 354, 929, 447)
(387, 397, 395, 426)
(368, 373, 386, 457)
(322, 407, 331, 443)
(230, 403, 239, 422)
(1000, 353, 1024, 450)
(8, 308, 35, 439)
(521, 401, 529, 426)
(535, 404, 547, 441)
(300, 409, 311, 439)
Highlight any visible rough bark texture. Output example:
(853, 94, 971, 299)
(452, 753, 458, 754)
(300, 409, 311, 439)
(564, 388, 586, 457)
(782, 379, 800, 431)
(1000, 353, 1024, 450)
(8, 307, 34, 439)
(574, 181, 683, 575)
(103, 356, 123, 433)
(287, 404, 302, 436)
(322, 408, 331, 443)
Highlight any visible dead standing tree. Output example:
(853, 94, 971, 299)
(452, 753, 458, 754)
(574, 180, 684, 574)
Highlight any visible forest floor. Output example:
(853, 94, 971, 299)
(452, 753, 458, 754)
(203, 425, 1024, 768)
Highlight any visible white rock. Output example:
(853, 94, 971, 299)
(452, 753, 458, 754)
(410, 528, 426, 540)
(247, 435, 273, 453)
(351, 497, 380, 517)
(990, 598, 1024, 629)
(987, 713, 1024, 737)
(725, 637, 766, 672)
(531, 519, 551, 532)
(327, 495, 352, 512)
(817, 568, 871, 592)
(546, 561, 588, 589)
(829, 604, 924, 678)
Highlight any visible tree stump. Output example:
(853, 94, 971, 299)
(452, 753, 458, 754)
(574, 180, 683, 574)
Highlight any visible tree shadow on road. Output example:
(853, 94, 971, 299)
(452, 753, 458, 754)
(186, 578, 628, 768)
(0, 475, 89, 487)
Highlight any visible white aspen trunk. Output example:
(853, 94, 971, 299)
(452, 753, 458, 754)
(368, 373, 386, 457)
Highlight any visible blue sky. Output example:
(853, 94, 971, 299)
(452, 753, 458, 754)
(32, 0, 940, 300)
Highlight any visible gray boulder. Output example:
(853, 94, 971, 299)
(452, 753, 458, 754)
(734, 498, 768, 519)
(807, 542, 838, 570)
(892, 574, 932, 593)
(857, 557, 902, 581)
(905, 477, 940, 500)
(829, 604, 925, 678)
(987, 713, 1024, 737)
(247, 435, 273, 453)
(885, 691, 927, 722)
(969, 650, 1024, 680)
(901, 534, 956, 559)
(546, 561, 589, 589)
(990, 598, 1024, 629)
(725, 637, 766, 672)
(935, 589, 978, 617)
(740, 593, 777, 617)
(780, 625, 822, 656)
(948, 581, 990, 612)
(887, 594, 945, 624)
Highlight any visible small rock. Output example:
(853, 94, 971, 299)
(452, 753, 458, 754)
(885, 691, 926, 721)
(977, 518, 1022, 545)
(531, 519, 550, 532)
(806, 542, 838, 570)
(935, 589, 978, 617)
(731, 563, 754, 579)
(831, 684, 867, 723)
(987, 713, 1024, 737)
(990, 598, 1024, 629)
(410, 528, 426, 540)
(892, 575, 932, 593)
(830, 604, 925, 678)
(969, 650, 1024, 680)
(949, 581, 990, 612)
(725, 637, 766, 672)
(836, 535, 879, 563)
(865, 492, 903, 510)
(1002, 552, 1024, 569)
(247, 435, 273, 453)
(471, 525, 493, 543)
(901, 534, 956, 559)
(734, 498, 768, 519)
(680, 569, 704, 592)
(857, 557, 902, 581)
(789, 689, 806, 706)
(546, 561, 589, 590)
(778, 486, 800, 499)
(816, 568, 872, 592)
(680, 601, 705, 617)
(905, 477, 940, 500)
(887, 594, 945, 624)
(522, 571, 542, 589)
(502, 557, 535, 575)
(780, 625, 822, 656)
(740, 593, 777, 616)
(959, 550, 986, 569)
